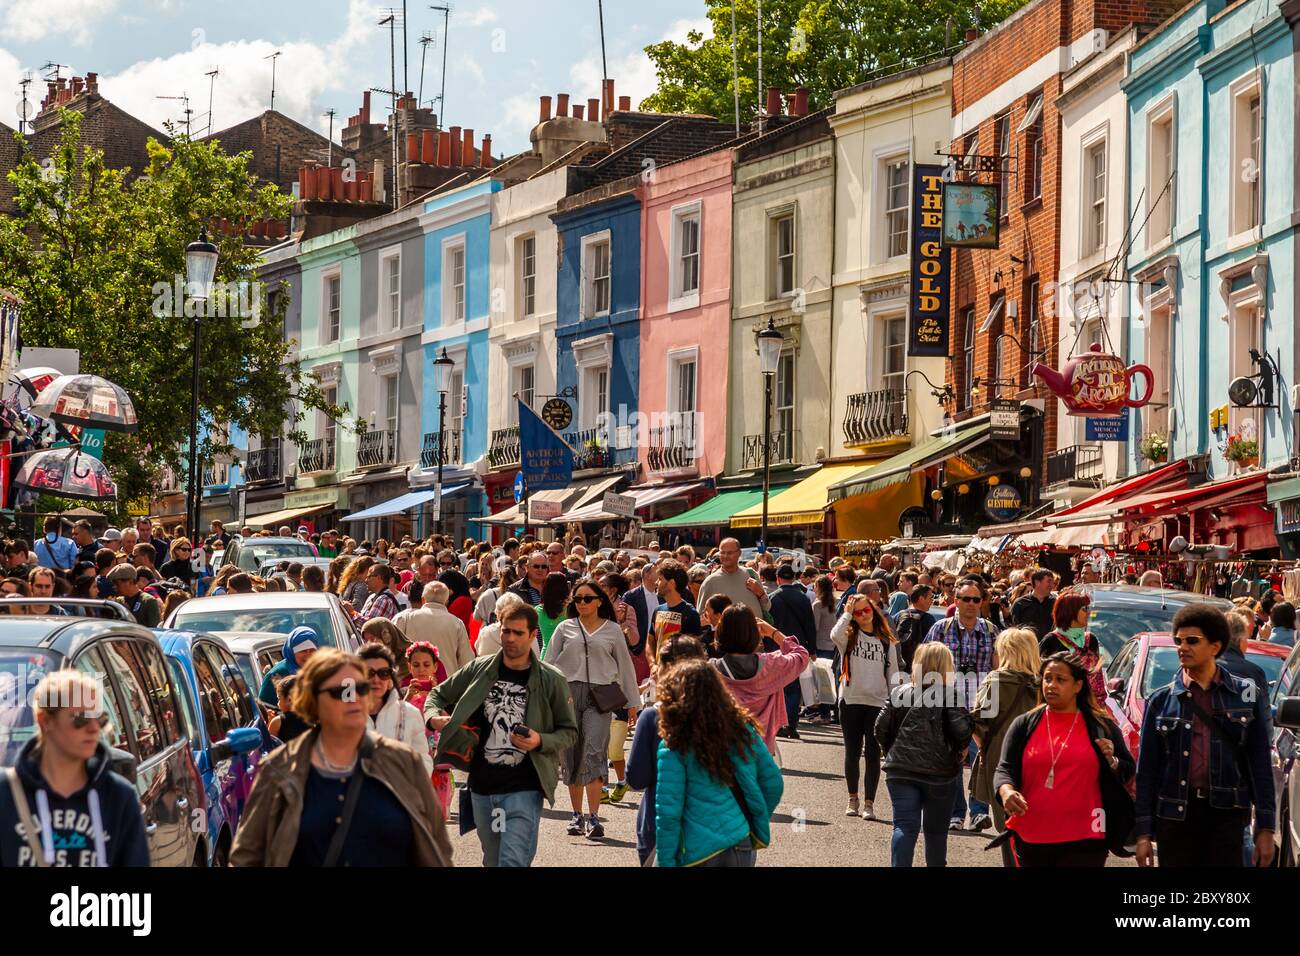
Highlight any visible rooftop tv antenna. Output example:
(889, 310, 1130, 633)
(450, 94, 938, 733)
(430, 5, 450, 125)
(204, 67, 219, 136)
(418, 31, 434, 109)
(323, 108, 336, 166)
(16, 72, 33, 135)
(156, 93, 193, 137)
(264, 50, 281, 112)
(40, 62, 68, 82)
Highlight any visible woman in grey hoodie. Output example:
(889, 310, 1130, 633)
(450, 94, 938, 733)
(830, 594, 901, 821)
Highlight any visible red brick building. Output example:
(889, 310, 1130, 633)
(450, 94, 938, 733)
(944, 0, 1182, 461)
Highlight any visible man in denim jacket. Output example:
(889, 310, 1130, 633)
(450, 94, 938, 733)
(1134, 604, 1275, 867)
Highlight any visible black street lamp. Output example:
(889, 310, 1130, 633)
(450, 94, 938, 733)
(756, 318, 784, 552)
(433, 347, 455, 536)
(184, 228, 218, 543)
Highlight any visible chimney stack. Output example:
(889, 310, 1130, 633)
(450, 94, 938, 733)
(421, 129, 435, 164)
(618, 95, 631, 112)
(437, 130, 452, 166)
(461, 127, 475, 166)
(86, 72, 98, 94)
(539, 95, 552, 122)
(449, 126, 462, 165)
(480, 134, 493, 168)
(791, 87, 809, 118)
(965, 28, 979, 44)
(765, 86, 782, 116)
(572, 104, 584, 120)
(556, 93, 569, 117)
(587, 97, 600, 122)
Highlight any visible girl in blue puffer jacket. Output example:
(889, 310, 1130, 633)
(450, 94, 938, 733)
(655, 660, 783, 867)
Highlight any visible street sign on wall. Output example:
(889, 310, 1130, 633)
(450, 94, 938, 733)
(907, 165, 951, 357)
(990, 400, 1020, 440)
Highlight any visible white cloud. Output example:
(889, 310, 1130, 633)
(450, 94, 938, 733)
(0, 0, 120, 45)
(570, 16, 712, 113)
(0, 46, 27, 129)
(456, 7, 498, 28)
(459, 51, 484, 86)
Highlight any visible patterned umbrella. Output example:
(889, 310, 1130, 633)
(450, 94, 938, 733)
(13, 447, 117, 501)
(13, 366, 61, 400)
(30, 374, 137, 432)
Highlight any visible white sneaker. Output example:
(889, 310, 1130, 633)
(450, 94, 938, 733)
(860, 801, 876, 821)
(845, 796, 860, 816)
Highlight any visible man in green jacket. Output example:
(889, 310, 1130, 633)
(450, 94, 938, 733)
(425, 604, 577, 867)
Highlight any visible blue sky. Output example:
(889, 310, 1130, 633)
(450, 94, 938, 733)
(0, 0, 712, 154)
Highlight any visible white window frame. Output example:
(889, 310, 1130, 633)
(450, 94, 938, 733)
(1146, 94, 1177, 251)
(995, 113, 1011, 220)
(769, 207, 796, 300)
(511, 364, 536, 424)
(441, 236, 467, 327)
(1081, 133, 1108, 257)
(322, 386, 338, 463)
(378, 244, 402, 331)
(518, 233, 537, 319)
(580, 230, 612, 319)
(1224, 284, 1264, 447)
(774, 350, 796, 462)
(381, 372, 399, 436)
(872, 310, 907, 394)
(666, 347, 699, 414)
(877, 148, 911, 262)
(962, 307, 976, 410)
(668, 201, 702, 312)
(321, 267, 342, 344)
(573, 333, 613, 430)
(1228, 68, 1263, 242)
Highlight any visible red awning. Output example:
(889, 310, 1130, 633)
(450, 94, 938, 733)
(1110, 471, 1268, 518)
(1054, 459, 1188, 518)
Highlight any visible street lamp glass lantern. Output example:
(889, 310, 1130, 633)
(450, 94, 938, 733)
(434, 347, 455, 391)
(756, 319, 784, 376)
(185, 230, 219, 302)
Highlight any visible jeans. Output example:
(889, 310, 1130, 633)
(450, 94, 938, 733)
(784, 679, 802, 731)
(950, 740, 988, 823)
(840, 703, 882, 801)
(470, 789, 544, 868)
(696, 839, 757, 867)
(886, 776, 956, 867)
(1011, 835, 1109, 867)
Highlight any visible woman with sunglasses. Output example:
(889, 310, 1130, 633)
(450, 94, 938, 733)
(830, 594, 901, 820)
(158, 537, 199, 588)
(0, 669, 150, 867)
(1038, 593, 1106, 702)
(544, 578, 641, 840)
(992, 651, 1135, 867)
(359, 642, 432, 774)
(232, 648, 452, 867)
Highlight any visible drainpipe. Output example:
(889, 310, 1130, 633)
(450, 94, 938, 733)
(1119, 74, 1133, 481)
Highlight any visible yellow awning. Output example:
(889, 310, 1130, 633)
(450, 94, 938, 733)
(731, 464, 867, 529)
(832, 473, 926, 541)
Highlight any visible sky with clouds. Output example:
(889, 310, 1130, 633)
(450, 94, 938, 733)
(0, 0, 712, 154)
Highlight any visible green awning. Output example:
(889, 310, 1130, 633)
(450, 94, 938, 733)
(827, 420, 994, 501)
(1268, 476, 1300, 505)
(643, 487, 790, 529)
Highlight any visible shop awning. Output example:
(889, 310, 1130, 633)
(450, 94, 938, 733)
(475, 474, 624, 525)
(643, 487, 790, 529)
(827, 420, 994, 501)
(1015, 521, 1116, 549)
(1109, 471, 1268, 519)
(1054, 459, 1189, 517)
(732, 464, 867, 529)
(1268, 475, 1300, 505)
(551, 481, 704, 524)
(340, 484, 468, 523)
(243, 503, 332, 530)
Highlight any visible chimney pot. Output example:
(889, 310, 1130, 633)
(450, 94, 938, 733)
(556, 93, 569, 117)
(481, 134, 493, 168)
(791, 87, 809, 117)
(461, 127, 475, 166)
(421, 128, 435, 164)
(603, 79, 615, 120)
(618, 95, 631, 112)
(540, 95, 552, 121)
(361, 90, 371, 124)
(333, 167, 345, 201)
(965, 28, 978, 43)
(587, 98, 599, 121)
(766, 86, 782, 116)
(437, 130, 452, 166)
(72, 77, 84, 94)
(360, 173, 373, 203)
(406, 133, 420, 163)
(449, 126, 462, 165)
(345, 176, 358, 201)
(572, 104, 584, 120)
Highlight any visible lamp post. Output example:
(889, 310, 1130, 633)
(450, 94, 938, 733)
(756, 318, 784, 552)
(184, 229, 218, 542)
(433, 347, 455, 537)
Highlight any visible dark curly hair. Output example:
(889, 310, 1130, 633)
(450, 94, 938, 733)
(657, 659, 759, 787)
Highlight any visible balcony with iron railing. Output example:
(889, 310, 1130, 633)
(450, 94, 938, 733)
(246, 441, 283, 484)
(843, 389, 908, 447)
(487, 425, 520, 470)
(647, 416, 698, 475)
(563, 426, 612, 472)
(421, 429, 463, 469)
(742, 430, 800, 471)
(1046, 443, 1103, 487)
(297, 438, 336, 475)
(202, 462, 231, 488)
(356, 428, 397, 469)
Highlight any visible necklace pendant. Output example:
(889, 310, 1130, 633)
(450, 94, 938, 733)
(1044, 768, 1054, 789)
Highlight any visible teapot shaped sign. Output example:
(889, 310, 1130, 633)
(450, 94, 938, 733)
(1032, 344, 1153, 418)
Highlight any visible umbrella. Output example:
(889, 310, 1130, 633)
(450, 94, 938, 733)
(30, 374, 137, 432)
(13, 366, 61, 400)
(13, 447, 117, 501)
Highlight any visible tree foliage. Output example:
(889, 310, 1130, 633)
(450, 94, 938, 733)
(0, 111, 345, 505)
(642, 0, 1029, 121)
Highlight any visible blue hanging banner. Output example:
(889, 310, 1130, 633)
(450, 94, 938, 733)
(518, 399, 574, 492)
(1085, 412, 1129, 443)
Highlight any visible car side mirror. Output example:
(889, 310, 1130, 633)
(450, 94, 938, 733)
(1277, 696, 1300, 731)
(1106, 676, 1126, 699)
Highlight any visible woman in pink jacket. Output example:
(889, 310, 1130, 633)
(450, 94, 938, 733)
(709, 605, 810, 754)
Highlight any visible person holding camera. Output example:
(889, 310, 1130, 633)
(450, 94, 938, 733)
(424, 604, 578, 867)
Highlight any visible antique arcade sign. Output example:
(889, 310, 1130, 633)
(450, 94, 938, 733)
(1031, 344, 1154, 418)
(907, 165, 951, 357)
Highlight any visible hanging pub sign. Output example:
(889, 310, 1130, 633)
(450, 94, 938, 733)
(989, 400, 1021, 441)
(984, 484, 1022, 522)
(1032, 343, 1153, 418)
(942, 182, 1001, 248)
(907, 165, 950, 357)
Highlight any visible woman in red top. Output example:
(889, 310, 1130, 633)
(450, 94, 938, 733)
(992, 651, 1135, 867)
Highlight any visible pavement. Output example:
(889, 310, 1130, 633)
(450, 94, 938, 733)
(446, 720, 1135, 867)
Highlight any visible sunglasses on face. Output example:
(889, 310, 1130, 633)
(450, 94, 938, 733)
(573, 594, 600, 604)
(1172, 635, 1203, 647)
(530, 563, 547, 571)
(957, 595, 983, 603)
(367, 667, 394, 681)
(69, 712, 110, 730)
(176, 548, 192, 554)
(439, 560, 455, 566)
(318, 681, 372, 700)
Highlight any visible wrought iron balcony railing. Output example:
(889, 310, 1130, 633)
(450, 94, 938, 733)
(297, 438, 336, 474)
(421, 429, 463, 469)
(647, 416, 698, 474)
(245, 441, 282, 484)
(487, 425, 520, 470)
(742, 430, 799, 471)
(563, 426, 612, 471)
(1046, 443, 1103, 486)
(843, 389, 908, 446)
(356, 428, 397, 469)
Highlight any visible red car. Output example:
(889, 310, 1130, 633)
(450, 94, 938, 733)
(1103, 633, 1289, 763)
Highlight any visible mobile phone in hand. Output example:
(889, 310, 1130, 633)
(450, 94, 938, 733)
(511, 723, 532, 739)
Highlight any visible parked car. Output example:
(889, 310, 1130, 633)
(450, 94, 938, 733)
(158, 632, 268, 867)
(220, 632, 286, 691)
(1104, 632, 1288, 764)
(162, 591, 363, 650)
(1071, 584, 1235, 662)
(256, 555, 333, 579)
(217, 536, 318, 573)
(0, 600, 207, 866)
(1271, 643, 1300, 866)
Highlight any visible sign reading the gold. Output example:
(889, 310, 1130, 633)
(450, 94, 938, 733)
(908, 165, 950, 357)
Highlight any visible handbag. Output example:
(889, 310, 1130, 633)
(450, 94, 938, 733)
(583, 626, 627, 714)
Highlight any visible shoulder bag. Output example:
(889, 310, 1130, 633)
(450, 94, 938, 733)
(583, 624, 628, 714)
(321, 734, 376, 867)
(6, 768, 50, 866)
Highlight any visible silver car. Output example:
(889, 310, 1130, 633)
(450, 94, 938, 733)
(162, 591, 363, 653)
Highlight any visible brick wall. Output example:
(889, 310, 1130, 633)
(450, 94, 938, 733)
(204, 111, 341, 196)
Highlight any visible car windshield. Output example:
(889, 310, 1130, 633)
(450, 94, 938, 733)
(170, 607, 337, 645)
(247, 543, 314, 563)
(0, 650, 60, 767)
(1088, 604, 1189, 663)
(1140, 646, 1286, 697)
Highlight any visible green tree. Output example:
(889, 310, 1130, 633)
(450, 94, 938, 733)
(0, 111, 346, 507)
(642, 0, 1029, 122)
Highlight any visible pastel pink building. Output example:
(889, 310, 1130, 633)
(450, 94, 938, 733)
(638, 150, 734, 484)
